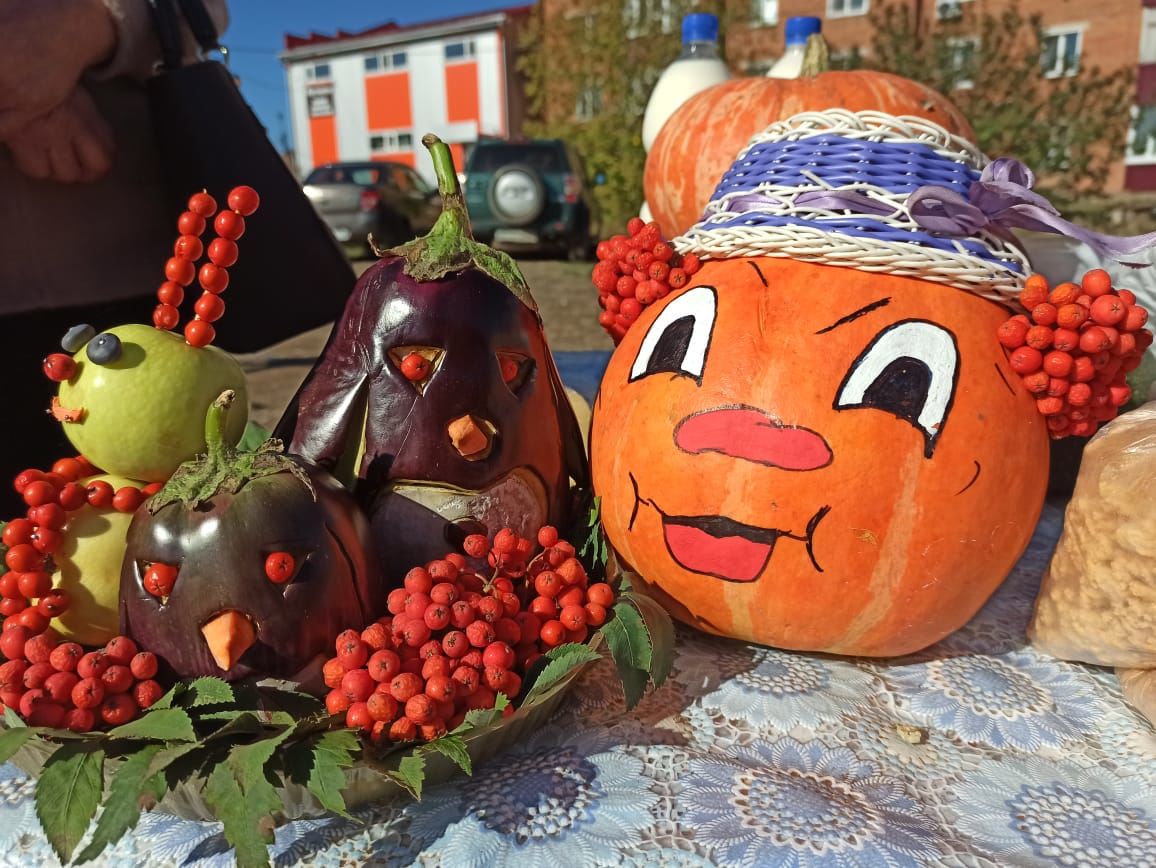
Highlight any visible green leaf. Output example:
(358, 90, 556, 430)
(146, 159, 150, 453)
(75, 745, 165, 864)
(148, 683, 183, 711)
(237, 421, 272, 453)
(0, 726, 37, 763)
(601, 601, 654, 709)
(427, 734, 472, 776)
(108, 708, 197, 742)
(604, 600, 652, 672)
(388, 752, 427, 800)
(579, 495, 609, 569)
(623, 592, 675, 689)
(4, 705, 26, 727)
(34, 742, 105, 864)
(181, 677, 235, 708)
(203, 728, 294, 868)
(203, 762, 275, 868)
(300, 730, 358, 819)
(454, 693, 510, 733)
(523, 643, 601, 705)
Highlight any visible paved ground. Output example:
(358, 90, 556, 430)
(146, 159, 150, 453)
(236, 257, 609, 431)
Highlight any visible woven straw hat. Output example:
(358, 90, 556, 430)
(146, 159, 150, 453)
(674, 109, 1034, 305)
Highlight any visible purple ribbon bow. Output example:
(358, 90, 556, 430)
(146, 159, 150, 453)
(908, 158, 1156, 262)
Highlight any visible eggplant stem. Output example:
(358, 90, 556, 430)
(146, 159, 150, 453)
(205, 390, 236, 460)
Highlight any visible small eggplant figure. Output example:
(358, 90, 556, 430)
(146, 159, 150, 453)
(276, 135, 587, 581)
(121, 391, 380, 681)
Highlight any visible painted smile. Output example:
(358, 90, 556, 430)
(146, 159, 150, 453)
(629, 473, 829, 583)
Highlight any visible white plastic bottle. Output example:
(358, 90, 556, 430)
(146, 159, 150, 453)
(767, 16, 822, 78)
(640, 14, 730, 222)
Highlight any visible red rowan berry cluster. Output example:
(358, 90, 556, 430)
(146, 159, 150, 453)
(0, 630, 164, 731)
(2, 457, 162, 625)
(322, 525, 616, 744)
(591, 218, 701, 344)
(999, 269, 1152, 438)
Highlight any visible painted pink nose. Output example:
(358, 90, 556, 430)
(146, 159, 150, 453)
(674, 406, 832, 471)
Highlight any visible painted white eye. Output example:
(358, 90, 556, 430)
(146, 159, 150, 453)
(630, 285, 717, 383)
(834, 319, 960, 457)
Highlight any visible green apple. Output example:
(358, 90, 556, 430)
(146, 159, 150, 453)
(56, 324, 248, 481)
(51, 473, 142, 646)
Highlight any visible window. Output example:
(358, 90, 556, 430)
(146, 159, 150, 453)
(624, 0, 675, 38)
(1142, 9, 1156, 65)
(751, 0, 778, 26)
(935, 0, 972, 21)
(307, 91, 334, 118)
(1128, 104, 1156, 164)
(369, 131, 415, 153)
(306, 62, 331, 81)
(827, 0, 868, 18)
(575, 86, 603, 121)
(445, 40, 476, 60)
(1042, 26, 1083, 78)
(947, 37, 979, 89)
(365, 51, 408, 74)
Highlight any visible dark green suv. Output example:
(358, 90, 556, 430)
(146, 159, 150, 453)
(464, 139, 598, 260)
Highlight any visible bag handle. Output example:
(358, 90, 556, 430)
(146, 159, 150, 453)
(149, 0, 223, 71)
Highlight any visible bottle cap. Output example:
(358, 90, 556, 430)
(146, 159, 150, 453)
(682, 13, 719, 44)
(784, 16, 822, 45)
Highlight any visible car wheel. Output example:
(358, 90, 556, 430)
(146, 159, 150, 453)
(487, 165, 546, 228)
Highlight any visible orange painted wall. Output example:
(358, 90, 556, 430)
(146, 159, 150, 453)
(448, 143, 466, 172)
(445, 62, 479, 123)
(372, 152, 416, 168)
(366, 72, 412, 130)
(309, 115, 338, 166)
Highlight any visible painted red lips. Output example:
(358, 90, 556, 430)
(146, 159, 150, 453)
(662, 514, 781, 582)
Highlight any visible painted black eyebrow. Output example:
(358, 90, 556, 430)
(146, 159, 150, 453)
(748, 261, 768, 287)
(815, 297, 892, 335)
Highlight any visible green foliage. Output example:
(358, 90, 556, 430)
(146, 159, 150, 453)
(517, 0, 728, 230)
(856, 2, 1133, 199)
(35, 743, 105, 864)
(601, 591, 675, 709)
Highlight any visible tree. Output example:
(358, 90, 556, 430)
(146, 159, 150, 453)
(518, 0, 729, 231)
(857, 2, 1134, 205)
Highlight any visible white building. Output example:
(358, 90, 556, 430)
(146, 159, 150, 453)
(281, 6, 530, 182)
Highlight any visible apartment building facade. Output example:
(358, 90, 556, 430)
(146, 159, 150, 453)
(281, 6, 531, 181)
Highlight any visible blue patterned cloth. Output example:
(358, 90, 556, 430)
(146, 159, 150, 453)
(4, 500, 1156, 867)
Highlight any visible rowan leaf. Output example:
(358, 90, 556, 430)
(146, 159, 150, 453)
(181, 677, 235, 708)
(0, 725, 37, 764)
(454, 693, 510, 733)
(427, 734, 472, 776)
(522, 643, 601, 704)
(622, 592, 675, 689)
(4, 705, 25, 727)
(108, 708, 197, 742)
(389, 752, 427, 800)
(288, 730, 358, 819)
(601, 601, 654, 709)
(75, 745, 165, 864)
(34, 742, 105, 864)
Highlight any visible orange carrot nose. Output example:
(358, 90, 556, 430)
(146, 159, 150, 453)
(447, 414, 494, 460)
(201, 610, 256, 671)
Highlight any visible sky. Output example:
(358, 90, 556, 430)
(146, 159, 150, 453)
(225, 1, 514, 152)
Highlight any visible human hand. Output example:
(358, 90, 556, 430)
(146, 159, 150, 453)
(0, 0, 117, 140)
(5, 88, 114, 184)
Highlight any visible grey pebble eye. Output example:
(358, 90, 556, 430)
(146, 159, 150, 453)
(86, 333, 122, 365)
(61, 324, 96, 354)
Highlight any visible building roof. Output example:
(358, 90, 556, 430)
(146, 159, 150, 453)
(282, 5, 532, 60)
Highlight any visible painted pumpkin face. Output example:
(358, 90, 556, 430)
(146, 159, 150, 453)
(591, 257, 1049, 656)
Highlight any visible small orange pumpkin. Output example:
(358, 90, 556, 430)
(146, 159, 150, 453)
(644, 54, 976, 238)
(590, 257, 1048, 657)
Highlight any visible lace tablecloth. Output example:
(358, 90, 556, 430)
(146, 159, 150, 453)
(3, 500, 1155, 867)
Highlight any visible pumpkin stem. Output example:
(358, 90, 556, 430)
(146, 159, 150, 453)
(800, 33, 830, 78)
(373, 134, 538, 313)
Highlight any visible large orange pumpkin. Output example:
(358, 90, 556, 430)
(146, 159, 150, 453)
(644, 72, 976, 238)
(590, 257, 1049, 657)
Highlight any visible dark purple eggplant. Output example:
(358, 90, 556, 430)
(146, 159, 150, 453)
(120, 391, 381, 682)
(275, 135, 587, 582)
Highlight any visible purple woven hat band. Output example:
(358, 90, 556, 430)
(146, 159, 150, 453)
(674, 110, 1032, 304)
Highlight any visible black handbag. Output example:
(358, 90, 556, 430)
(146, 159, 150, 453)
(147, 0, 356, 353)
